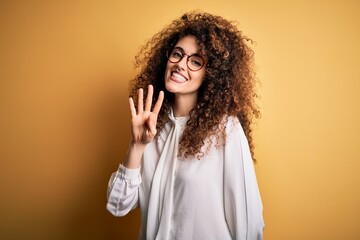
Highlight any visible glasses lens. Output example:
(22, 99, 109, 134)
(188, 55, 204, 71)
(168, 48, 183, 63)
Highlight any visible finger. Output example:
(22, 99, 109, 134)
(138, 88, 143, 113)
(145, 85, 153, 112)
(152, 91, 164, 115)
(129, 97, 136, 117)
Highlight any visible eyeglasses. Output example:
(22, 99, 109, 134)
(166, 47, 206, 72)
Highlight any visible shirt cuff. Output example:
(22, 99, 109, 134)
(118, 164, 141, 181)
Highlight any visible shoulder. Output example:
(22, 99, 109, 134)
(222, 115, 244, 133)
(221, 115, 248, 144)
(223, 115, 240, 127)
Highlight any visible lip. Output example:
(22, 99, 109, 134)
(170, 71, 188, 83)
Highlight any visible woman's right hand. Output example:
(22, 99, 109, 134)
(129, 85, 164, 146)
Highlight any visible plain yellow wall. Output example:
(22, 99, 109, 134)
(1, 0, 359, 239)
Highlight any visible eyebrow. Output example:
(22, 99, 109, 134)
(173, 46, 203, 56)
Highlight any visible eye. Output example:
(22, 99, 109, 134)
(189, 56, 204, 67)
(191, 60, 202, 67)
(171, 49, 183, 59)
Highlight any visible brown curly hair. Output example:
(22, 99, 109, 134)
(129, 11, 261, 162)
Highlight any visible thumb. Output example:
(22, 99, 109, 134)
(147, 117, 157, 137)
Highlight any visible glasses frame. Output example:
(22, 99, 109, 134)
(166, 48, 206, 72)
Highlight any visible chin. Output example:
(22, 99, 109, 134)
(165, 81, 178, 93)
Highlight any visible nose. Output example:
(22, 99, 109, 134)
(176, 56, 188, 71)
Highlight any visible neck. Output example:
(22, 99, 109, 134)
(173, 94, 197, 117)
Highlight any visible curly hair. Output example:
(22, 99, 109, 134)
(129, 11, 261, 162)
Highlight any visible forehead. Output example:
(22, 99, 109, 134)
(174, 35, 203, 54)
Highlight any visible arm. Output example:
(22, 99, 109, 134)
(106, 85, 164, 216)
(223, 117, 265, 239)
(106, 164, 141, 216)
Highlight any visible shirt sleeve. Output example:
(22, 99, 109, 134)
(223, 117, 265, 240)
(106, 164, 141, 217)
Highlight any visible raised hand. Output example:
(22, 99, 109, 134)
(129, 85, 164, 145)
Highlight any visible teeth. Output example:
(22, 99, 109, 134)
(172, 72, 187, 82)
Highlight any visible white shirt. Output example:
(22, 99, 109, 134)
(107, 111, 264, 240)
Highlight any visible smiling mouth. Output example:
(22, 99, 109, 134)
(171, 71, 188, 83)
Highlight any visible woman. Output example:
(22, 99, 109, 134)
(107, 11, 264, 240)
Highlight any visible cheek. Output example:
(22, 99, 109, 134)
(164, 63, 172, 77)
(192, 71, 206, 85)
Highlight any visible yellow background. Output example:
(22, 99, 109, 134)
(1, 0, 359, 239)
